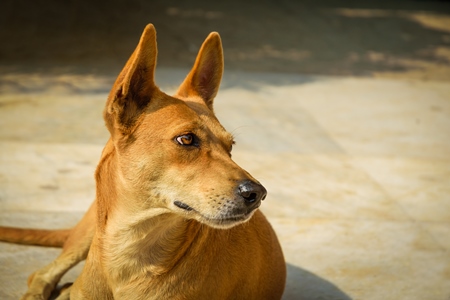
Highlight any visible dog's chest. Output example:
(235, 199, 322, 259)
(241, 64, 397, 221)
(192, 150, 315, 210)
(102, 224, 235, 299)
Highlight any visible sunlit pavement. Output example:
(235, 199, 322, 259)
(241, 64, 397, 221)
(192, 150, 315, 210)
(1, 1, 450, 299)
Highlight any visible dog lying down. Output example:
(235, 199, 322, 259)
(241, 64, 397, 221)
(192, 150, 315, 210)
(0, 24, 286, 300)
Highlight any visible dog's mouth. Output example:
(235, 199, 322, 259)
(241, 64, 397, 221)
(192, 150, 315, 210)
(173, 200, 254, 228)
(174, 201, 194, 211)
(205, 212, 255, 228)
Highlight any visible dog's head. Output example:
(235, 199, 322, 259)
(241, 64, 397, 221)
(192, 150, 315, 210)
(102, 24, 266, 229)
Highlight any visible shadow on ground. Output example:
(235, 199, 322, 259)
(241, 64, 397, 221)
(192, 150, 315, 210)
(284, 264, 352, 300)
(1, 0, 450, 79)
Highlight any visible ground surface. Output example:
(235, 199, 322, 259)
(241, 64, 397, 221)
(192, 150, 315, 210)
(0, 1, 449, 299)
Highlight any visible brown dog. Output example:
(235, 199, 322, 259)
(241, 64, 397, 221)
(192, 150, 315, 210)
(0, 24, 286, 299)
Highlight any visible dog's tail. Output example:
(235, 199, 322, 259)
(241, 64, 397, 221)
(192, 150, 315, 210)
(0, 226, 71, 247)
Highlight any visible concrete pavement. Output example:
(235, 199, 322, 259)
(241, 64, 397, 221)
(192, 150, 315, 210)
(1, 1, 450, 299)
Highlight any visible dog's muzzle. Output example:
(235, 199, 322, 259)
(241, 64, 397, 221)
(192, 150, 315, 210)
(173, 180, 267, 224)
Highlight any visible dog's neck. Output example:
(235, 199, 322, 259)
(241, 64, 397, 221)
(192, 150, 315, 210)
(103, 212, 201, 279)
(94, 139, 204, 282)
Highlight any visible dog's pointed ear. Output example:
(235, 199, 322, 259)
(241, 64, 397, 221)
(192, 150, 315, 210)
(177, 32, 224, 111)
(105, 24, 158, 134)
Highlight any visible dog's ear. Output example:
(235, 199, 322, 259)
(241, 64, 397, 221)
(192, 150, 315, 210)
(177, 32, 224, 111)
(104, 24, 158, 134)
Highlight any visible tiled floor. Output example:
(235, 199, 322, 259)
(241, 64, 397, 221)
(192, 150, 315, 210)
(1, 1, 450, 299)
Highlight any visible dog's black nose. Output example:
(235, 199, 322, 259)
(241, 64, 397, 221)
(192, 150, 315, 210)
(237, 180, 267, 210)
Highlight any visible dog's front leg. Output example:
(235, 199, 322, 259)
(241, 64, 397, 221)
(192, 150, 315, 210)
(23, 255, 78, 300)
(22, 202, 96, 300)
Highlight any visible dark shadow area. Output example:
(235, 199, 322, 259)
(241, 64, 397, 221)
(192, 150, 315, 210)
(284, 263, 353, 300)
(1, 0, 450, 78)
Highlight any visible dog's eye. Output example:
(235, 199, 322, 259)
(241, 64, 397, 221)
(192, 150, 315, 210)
(230, 140, 235, 152)
(176, 134, 196, 146)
